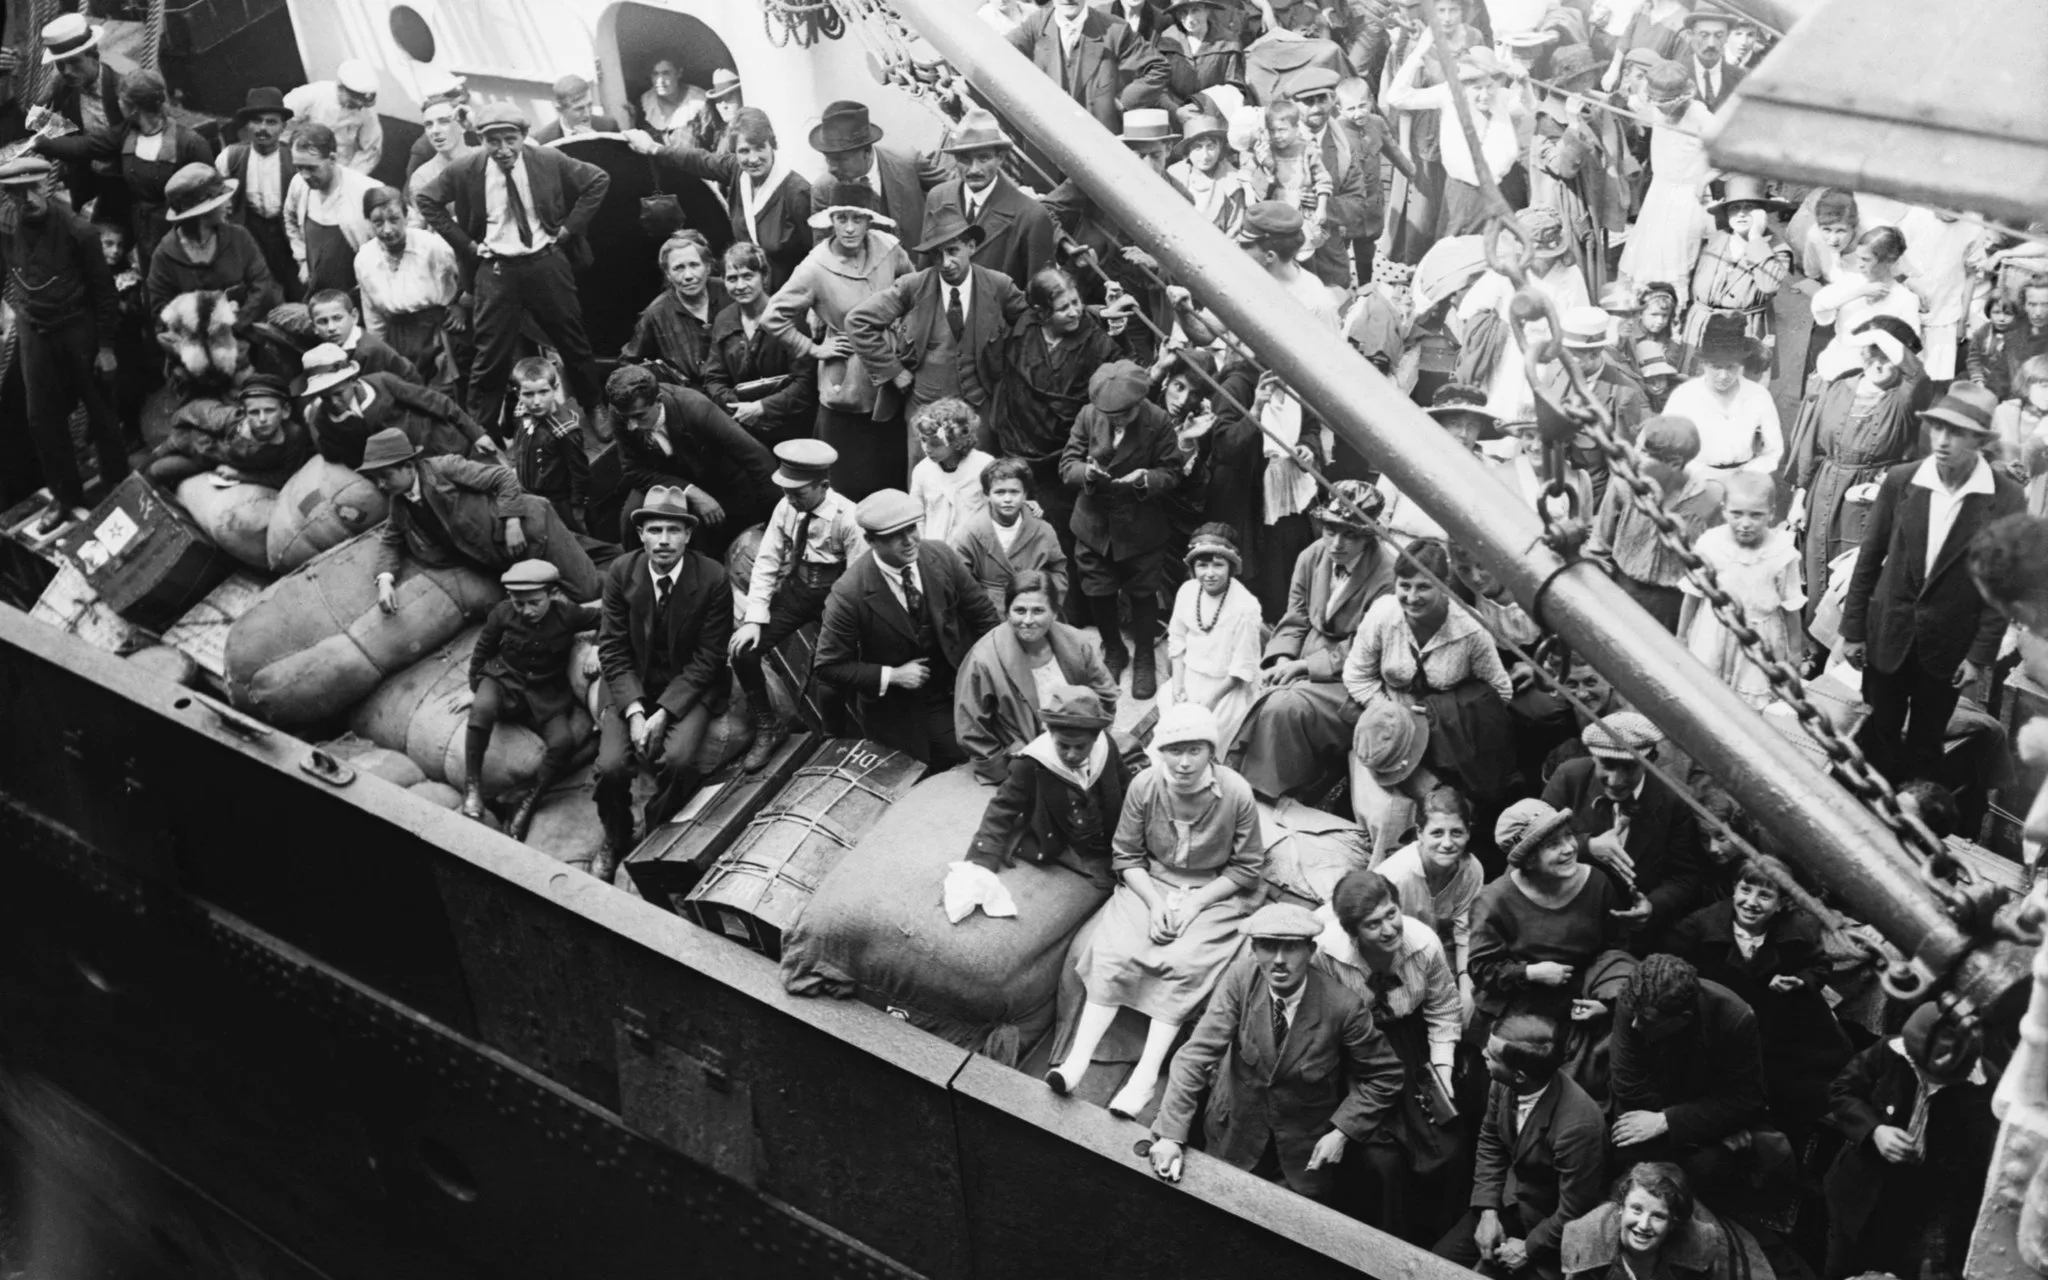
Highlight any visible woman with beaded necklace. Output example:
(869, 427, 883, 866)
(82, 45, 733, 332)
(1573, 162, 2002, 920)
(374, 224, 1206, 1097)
(1167, 522, 1263, 748)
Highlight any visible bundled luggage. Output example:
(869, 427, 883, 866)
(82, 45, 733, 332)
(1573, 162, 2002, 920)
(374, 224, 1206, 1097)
(266, 457, 389, 572)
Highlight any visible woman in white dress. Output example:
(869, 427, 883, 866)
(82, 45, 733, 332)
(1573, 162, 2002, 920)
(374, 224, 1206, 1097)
(1616, 62, 1714, 304)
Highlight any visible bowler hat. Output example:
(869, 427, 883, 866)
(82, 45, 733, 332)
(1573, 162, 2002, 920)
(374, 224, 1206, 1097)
(355, 428, 420, 472)
(1495, 798, 1576, 865)
(39, 14, 99, 64)
(632, 485, 700, 528)
(809, 100, 886, 154)
(0, 156, 53, 187)
(1582, 710, 1664, 760)
(299, 343, 363, 396)
(1042, 685, 1114, 732)
(855, 488, 922, 536)
(1919, 383, 2001, 437)
(913, 207, 987, 254)
(1240, 902, 1322, 940)
(235, 87, 294, 124)
(1705, 175, 1794, 217)
(500, 560, 561, 591)
(163, 164, 238, 222)
(772, 438, 837, 488)
(1356, 696, 1427, 786)
(940, 108, 1011, 154)
(707, 68, 743, 101)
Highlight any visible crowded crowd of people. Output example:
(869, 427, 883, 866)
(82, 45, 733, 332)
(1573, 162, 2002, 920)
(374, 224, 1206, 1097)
(3, 1, 2041, 1275)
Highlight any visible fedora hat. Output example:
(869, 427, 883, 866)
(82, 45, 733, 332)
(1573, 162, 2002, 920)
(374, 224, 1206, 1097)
(1694, 313, 1752, 367)
(913, 207, 986, 254)
(1042, 684, 1114, 732)
(1117, 108, 1178, 145)
(1706, 175, 1794, 217)
(809, 100, 885, 154)
(234, 87, 294, 124)
(806, 180, 897, 231)
(1356, 697, 1428, 786)
(941, 108, 1011, 154)
(163, 164, 237, 222)
(355, 427, 419, 472)
(707, 68, 743, 101)
(39, 14, 99, 64)
(1919, 383, 2001, 437)
(299, 343, 363, 396)
(632, 485, 700, 528)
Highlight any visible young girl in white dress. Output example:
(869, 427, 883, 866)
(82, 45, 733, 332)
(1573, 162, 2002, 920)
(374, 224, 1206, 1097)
(1167, 523, 1263, 745)
(1678, 471, 1806, 708)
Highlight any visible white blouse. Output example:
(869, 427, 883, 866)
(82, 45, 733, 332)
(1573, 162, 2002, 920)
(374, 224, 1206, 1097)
(353, 228, 462, 335)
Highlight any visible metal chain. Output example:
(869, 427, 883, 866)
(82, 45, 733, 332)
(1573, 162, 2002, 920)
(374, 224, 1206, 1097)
(1417, 1, 2022, 958)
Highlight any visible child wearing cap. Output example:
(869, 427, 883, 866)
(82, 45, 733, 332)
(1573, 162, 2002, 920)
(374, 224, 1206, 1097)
(731, 439, 863, 769)
(950, 456, 1069, 616)
(466, 559, 601, 837)
(1168, 522, 1262, 746)
(508, 356, 592, 534)
(907, 397, 994, 544)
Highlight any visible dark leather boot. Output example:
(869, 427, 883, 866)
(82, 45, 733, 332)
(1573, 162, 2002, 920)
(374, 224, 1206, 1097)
(741, 713, 787, 773)
(508, 766, 563, 842)
(1130, 594, 1161, 701)
(1089, 594, 1129, 679)
(460, 779, 486, 820)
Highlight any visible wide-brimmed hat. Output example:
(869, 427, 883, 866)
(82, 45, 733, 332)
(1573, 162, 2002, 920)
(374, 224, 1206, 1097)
(940, 108, 1011, 154)
(1582, 710, 1664, 760)
(806, 181, 897, 231)
(632, 485, 700, 528)
(1184, 530, 1242, 573)
(1694, 313, 1752, 367)
(1312, 479, 1385, 532)
(39, 14, 99, 64)
(855, 488, 921, 536)
(1042, 685, 1113, 732)
(1240, 902, 1321, 940)
(1426, 383, 1504, 438)
(1495, 798, 1576, 864)
(707, 68, 743, 101)
(1117, 108, 1178, 145)
(1706, 175, 1794, 217)
(355, 427, 419, 472)
(1153, 702, 1221, 752)
(1357, 697, 1428, 786)
(1457, 47, 1509, 81)
(810, 100, 885, 153)
(235, 87, 294, 124)
(501, 560, 561, 591)
(164, 164, 238, 222)
(1919, 383, 2001, 437)
(299, 343, 362, 396)
(1179, 113, 1231, 149)
(1548, 43, 1603, 91)
(1560, 305, 1613, 349)
(772, 438, 837, 489)
(913, 207, 986, 253)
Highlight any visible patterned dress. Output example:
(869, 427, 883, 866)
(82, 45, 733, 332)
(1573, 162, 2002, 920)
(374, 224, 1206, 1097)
(1679, 230, 1793, 374)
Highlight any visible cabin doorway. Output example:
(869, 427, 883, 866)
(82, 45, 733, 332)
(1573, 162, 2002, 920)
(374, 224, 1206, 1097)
(596, 3, 738, 132)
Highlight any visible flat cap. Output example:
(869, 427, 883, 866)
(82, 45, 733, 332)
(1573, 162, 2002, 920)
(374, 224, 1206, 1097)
(772, 438, 838, 488)
(235, 373, 292, 402)
(1088, 359, 1151, 412)
(500, 559, 561, 591)
(1041, 684, 1113, 731)
(473, 102, 529, 134)
(1240, 902, 1322, 940)
(1286, 65, 1340, 96)
(1237, 199, 1304, 243)
(855, 488, 922, 536)
(0, 156, 54, 186)
(1582, 710, 1664, 760)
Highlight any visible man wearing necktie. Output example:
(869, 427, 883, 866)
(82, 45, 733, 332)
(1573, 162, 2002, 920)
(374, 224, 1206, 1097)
(592, 486, 733, 880)
(814, 489, 1001, 764)
(1149, 903, 1403, 1201)
(415, 103, 610, 442)
(1679, 10, 1746, 112)
(1007, 0, 1169, 134)
(845, 207, 1029, 460)
(921, 110, 1058, 286)
(807, 100, 948, 252)
(1541, 711, 1707, 947)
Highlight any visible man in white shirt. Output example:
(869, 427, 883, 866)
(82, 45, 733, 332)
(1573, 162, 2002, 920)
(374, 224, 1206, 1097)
(283, 59, 383, 174)
(284, 123, 378, 295)
(1678, 10, 1745, 112)
(217, 86, 298, 294)
(1841, 383, 2025, 783)
(1385, 43, 1523, 238)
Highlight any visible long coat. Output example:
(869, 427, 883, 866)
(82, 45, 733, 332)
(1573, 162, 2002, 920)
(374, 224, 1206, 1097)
(954, 620, 1118, 782)
(1788, 370, 1927, 617)
(1840, 459, 2027, 677)
(1472, 1073, 1609, 1263)
(1058, 399, 1182, 557)
(1006, 5, 1169, 133)
(759, 231, 916, 417)
(922, 173, 1058, 288)
(814, 541, 1003, 759)
(1543, 757, 1709, 939)
(1153, 953, 1405, 1199)
(843, 263, 1029, 412)
(596, 548, 733, 720)
(951, 509, 1070, 615)
(414, 145, 611, 275)
(144, 221, 283, 318)
(654, 144, 815, 290)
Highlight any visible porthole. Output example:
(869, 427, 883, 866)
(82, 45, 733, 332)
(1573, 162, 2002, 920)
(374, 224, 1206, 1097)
(389, 6, 437, 63)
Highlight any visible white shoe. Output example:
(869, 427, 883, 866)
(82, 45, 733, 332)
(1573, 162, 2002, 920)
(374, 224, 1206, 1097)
(1107, 1075, 1156, 1119)
(1045, 1063, 1081, 1095)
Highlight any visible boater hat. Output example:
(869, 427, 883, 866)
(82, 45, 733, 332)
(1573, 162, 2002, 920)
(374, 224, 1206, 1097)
(632, 485, 700, 528)
(39, 14, 99, 64)
(772, 439, 837, 488)
(299, 343, 363, 396)
(1117, 108, 1178, 145)
(1560, 305, 1614, 349)
(355, 428, 420, 472)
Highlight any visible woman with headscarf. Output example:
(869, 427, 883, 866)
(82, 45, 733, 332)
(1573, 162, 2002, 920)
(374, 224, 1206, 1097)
(761, 184, 915, 500)
(37, 69, 213, 267)
(1614, 61, 1714, 305)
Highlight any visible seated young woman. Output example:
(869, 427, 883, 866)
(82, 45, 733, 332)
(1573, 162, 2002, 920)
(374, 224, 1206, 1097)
(1373, 785, 1486, 1019)
(1052, 702, 1266, 1118)
(963, 684, 1128, 891)
(954, 570, 1120, 785)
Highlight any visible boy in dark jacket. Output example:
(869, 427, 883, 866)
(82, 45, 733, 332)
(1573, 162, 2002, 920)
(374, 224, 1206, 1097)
(466, 559, 600, 838)
(509, 356, 592, 533)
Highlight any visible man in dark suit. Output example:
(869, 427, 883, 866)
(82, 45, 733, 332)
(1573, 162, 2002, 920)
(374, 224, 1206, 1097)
(1008, 0, 1168, 134)
(606, 364, 779, 561)
(355, 427, 602, 606)
(807, 101, 947, 254)
(1842, 384, 2026, 784)
(922, 110, 1058, 287)
(35, 14, 125, 213)
(1149, 904, 1403, 1202)
(217, 87, 299, 298)
(1542, 711, 1706, 942)
(1287, 67, 1375, 289)
(415, 103, 611, 436)
(1680, 10, 1747, 112)
(845, 208, 1030, 460)
(533, 75, 624, 144)
(593, 486, 733, 878)
(1435, 1014, 1607, 1278)
(815, 489, 1001, 764)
